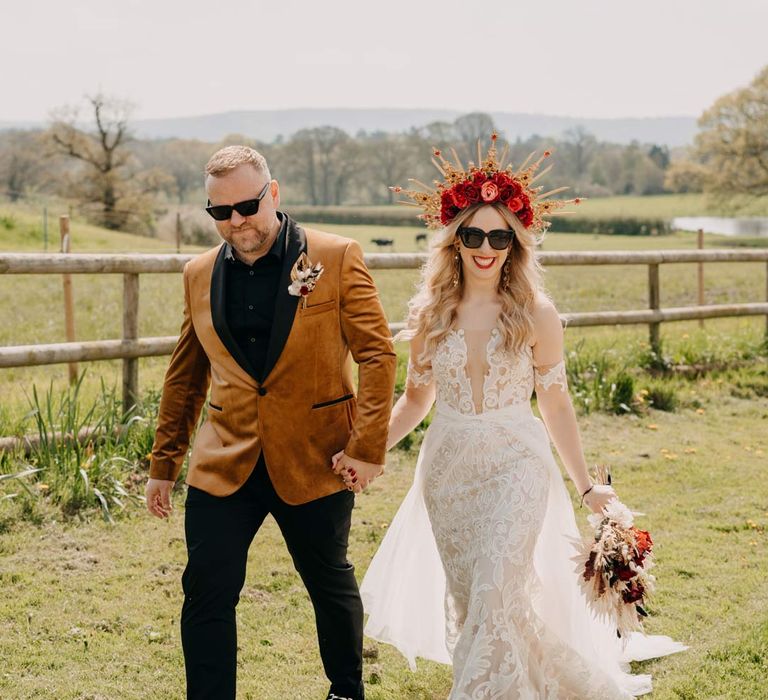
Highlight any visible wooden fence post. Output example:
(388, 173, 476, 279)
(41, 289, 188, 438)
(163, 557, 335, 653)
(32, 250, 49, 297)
(698, 228, 705, 328)
(59, 216, 78, 384)
(122, 273, 139, 416)
(175, 212, 182, 254)
(648, 262, 661, 355)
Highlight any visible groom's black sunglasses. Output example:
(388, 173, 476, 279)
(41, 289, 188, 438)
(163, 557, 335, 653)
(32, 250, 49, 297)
(205, 182, 271, 221)
(457, 226, 515, 250)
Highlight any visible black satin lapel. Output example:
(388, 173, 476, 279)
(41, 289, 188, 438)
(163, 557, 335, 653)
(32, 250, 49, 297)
(261, 220, 306, 382)
(210, 244, 259, 381)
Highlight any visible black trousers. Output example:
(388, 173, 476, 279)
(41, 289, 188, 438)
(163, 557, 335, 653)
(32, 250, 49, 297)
(180, 453, 364, 699)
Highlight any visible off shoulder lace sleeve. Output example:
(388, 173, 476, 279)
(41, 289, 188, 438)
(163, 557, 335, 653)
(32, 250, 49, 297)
(406, 360, 434, 388)
(534, 359, 568, 393)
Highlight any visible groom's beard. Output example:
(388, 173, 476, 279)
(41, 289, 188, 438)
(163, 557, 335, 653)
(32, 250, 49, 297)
(227, 224, 275, 257)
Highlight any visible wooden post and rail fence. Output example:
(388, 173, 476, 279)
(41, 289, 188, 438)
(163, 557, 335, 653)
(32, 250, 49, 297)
(1, 247, 767, 421)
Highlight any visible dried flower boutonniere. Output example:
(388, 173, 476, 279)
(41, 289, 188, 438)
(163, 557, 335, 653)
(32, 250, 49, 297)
(288, 252, 324, 308)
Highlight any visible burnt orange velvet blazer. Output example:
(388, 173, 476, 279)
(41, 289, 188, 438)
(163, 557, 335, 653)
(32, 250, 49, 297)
(149, 216, 397, 504)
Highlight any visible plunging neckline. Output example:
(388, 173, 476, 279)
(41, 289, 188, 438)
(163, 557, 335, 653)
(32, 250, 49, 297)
(449, 327, 500, 415)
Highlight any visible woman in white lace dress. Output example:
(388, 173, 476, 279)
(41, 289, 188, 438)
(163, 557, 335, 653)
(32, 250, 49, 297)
(350, 141, 687, 699)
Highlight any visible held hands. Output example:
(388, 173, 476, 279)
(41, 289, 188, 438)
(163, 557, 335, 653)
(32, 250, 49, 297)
(582, 484, 618, 515)
(145, 478, 175, 519)
(331, 450, 384, 494)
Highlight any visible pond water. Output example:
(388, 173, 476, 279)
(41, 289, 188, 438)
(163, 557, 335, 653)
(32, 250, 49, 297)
(672, 217, 768, 236)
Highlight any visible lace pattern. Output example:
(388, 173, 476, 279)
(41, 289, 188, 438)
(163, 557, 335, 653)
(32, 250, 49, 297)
(406, 360, 434, 387)
(431, 329, 535, 415)
(421, 329, 630, 699)
(534, 359, 568, 393)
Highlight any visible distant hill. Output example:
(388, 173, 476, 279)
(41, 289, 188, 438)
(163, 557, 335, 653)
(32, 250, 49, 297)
(0, 109, 698, 147)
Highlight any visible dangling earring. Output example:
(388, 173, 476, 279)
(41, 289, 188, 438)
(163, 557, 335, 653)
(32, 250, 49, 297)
(502, 258, 511, 289)
(452, 246, 460, 287)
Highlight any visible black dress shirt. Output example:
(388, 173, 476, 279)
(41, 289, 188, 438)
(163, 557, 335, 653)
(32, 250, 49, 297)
(224, 214, 287, 379)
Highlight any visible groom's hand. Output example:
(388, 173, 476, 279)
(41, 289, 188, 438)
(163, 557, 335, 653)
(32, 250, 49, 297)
(331, 451, 384, 494)
(145, 478, 175, 519)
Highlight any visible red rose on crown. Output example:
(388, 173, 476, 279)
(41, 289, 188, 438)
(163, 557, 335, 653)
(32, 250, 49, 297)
(481, 181, 499, 202)
(465, 183, 481, 204)
(451, 187, 469, 209)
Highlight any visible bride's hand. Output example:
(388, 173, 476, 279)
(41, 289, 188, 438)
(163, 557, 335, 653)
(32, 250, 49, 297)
(582, 484, 618, 515)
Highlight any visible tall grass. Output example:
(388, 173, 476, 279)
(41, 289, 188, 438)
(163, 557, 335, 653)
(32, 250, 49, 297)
(0, 373, 159, 523)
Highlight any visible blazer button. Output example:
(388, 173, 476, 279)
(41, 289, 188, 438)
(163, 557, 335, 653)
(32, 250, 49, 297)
(258, 387, 267, 396)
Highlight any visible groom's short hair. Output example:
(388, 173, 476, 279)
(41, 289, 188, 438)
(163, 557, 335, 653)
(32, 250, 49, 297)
(205, 145, 271, 180)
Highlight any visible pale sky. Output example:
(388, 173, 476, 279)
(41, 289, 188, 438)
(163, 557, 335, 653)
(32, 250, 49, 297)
(3, 0, 767, 122)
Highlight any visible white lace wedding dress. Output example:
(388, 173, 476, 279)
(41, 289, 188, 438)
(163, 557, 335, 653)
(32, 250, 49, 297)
(361, 327, 687, 699)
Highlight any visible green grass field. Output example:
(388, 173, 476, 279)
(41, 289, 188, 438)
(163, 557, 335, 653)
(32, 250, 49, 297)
(0, 377, 766, 699)
(1, 199, 767, 698)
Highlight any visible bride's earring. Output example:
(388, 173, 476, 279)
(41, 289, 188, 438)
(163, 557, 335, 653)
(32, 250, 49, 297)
(502, 258, 511, 289)
(452, 246, 461, 287)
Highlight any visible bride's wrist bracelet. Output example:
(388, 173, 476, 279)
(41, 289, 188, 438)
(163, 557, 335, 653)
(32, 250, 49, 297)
(579, 485, 594, 508)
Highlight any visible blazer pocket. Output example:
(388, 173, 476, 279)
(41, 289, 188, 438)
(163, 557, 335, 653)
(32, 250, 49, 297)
(311, 393, 354, 409)
(208, 401, 223, 412)
(300, 298, 336, 317)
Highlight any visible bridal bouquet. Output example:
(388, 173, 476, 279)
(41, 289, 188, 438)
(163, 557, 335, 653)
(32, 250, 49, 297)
(571, 465, 656, 640)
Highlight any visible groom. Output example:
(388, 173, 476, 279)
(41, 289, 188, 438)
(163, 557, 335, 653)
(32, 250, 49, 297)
(145, 145, 396, 700)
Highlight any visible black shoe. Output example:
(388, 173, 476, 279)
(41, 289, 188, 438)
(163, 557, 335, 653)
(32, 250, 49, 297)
(326, 694, 355, 700)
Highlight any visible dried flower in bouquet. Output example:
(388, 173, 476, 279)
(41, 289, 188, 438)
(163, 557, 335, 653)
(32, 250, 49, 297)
(570, 464, 656, 641)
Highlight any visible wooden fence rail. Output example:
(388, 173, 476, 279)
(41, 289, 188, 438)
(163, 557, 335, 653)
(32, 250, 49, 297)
(1, 250, 767, 415)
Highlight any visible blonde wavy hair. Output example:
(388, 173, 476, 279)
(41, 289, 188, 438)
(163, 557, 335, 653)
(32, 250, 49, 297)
(396, 203, 550, 366)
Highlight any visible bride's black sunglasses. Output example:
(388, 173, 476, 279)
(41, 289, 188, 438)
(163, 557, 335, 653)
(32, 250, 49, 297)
(457, 226, 515, 250)
(205, 181, 271, 221)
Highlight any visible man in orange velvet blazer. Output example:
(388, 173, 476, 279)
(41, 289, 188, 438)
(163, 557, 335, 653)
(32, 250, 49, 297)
(145, 146, 396, 700)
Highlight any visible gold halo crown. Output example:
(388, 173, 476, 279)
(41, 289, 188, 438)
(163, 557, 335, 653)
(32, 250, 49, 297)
(391, 133, 582, 232)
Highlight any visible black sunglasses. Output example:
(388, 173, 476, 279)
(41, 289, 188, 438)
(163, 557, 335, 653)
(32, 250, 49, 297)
(205, 181, 271, 221)
(457, 226, 515, 250)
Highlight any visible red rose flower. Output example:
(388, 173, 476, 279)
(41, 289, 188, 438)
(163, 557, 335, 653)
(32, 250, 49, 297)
(615, 564, 635, 581)
(472, 171, 486, 185)
(491, 172, 510, 188)
(451, 186, 469, 209)
(440, 204, 460, 225)
(299, 285, 309, 296)
(517, 208, 534, 227)
(498, 186, 515, 202)
(481, 181, 500, 202)
(465, 183, 481, 204)
(507, 196, 524, 213)
(441, 190, 454, 207)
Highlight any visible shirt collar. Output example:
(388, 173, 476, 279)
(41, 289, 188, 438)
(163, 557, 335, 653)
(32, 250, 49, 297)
(225, 211, 287, 265)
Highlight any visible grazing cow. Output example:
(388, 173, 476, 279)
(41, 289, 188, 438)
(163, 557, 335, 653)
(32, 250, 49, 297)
(415, 233, 428, 247)
(371, 237, 395, 251)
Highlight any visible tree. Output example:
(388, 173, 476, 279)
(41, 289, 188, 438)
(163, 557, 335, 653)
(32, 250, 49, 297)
(280, 127, 358, 205)
(663, 159, 706, 193)
(694, 65, 768, 202)
(48, 93, 145, 230)
(358, 131, 422, 204)
(132, 138, 212, 203)
(0, 130, 46, 201)
(563, 126, 597, 178)
(454, 113, 498, 163)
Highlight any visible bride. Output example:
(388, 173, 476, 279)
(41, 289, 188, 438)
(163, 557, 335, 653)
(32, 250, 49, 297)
(344, 138, 687, 698)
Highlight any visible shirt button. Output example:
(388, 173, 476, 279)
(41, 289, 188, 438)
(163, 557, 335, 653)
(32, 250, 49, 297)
(258, 387, 267, 396)
(248, 305, 254, 310)
(250, 337, 256, 343)
(249, 270, 254, 276)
